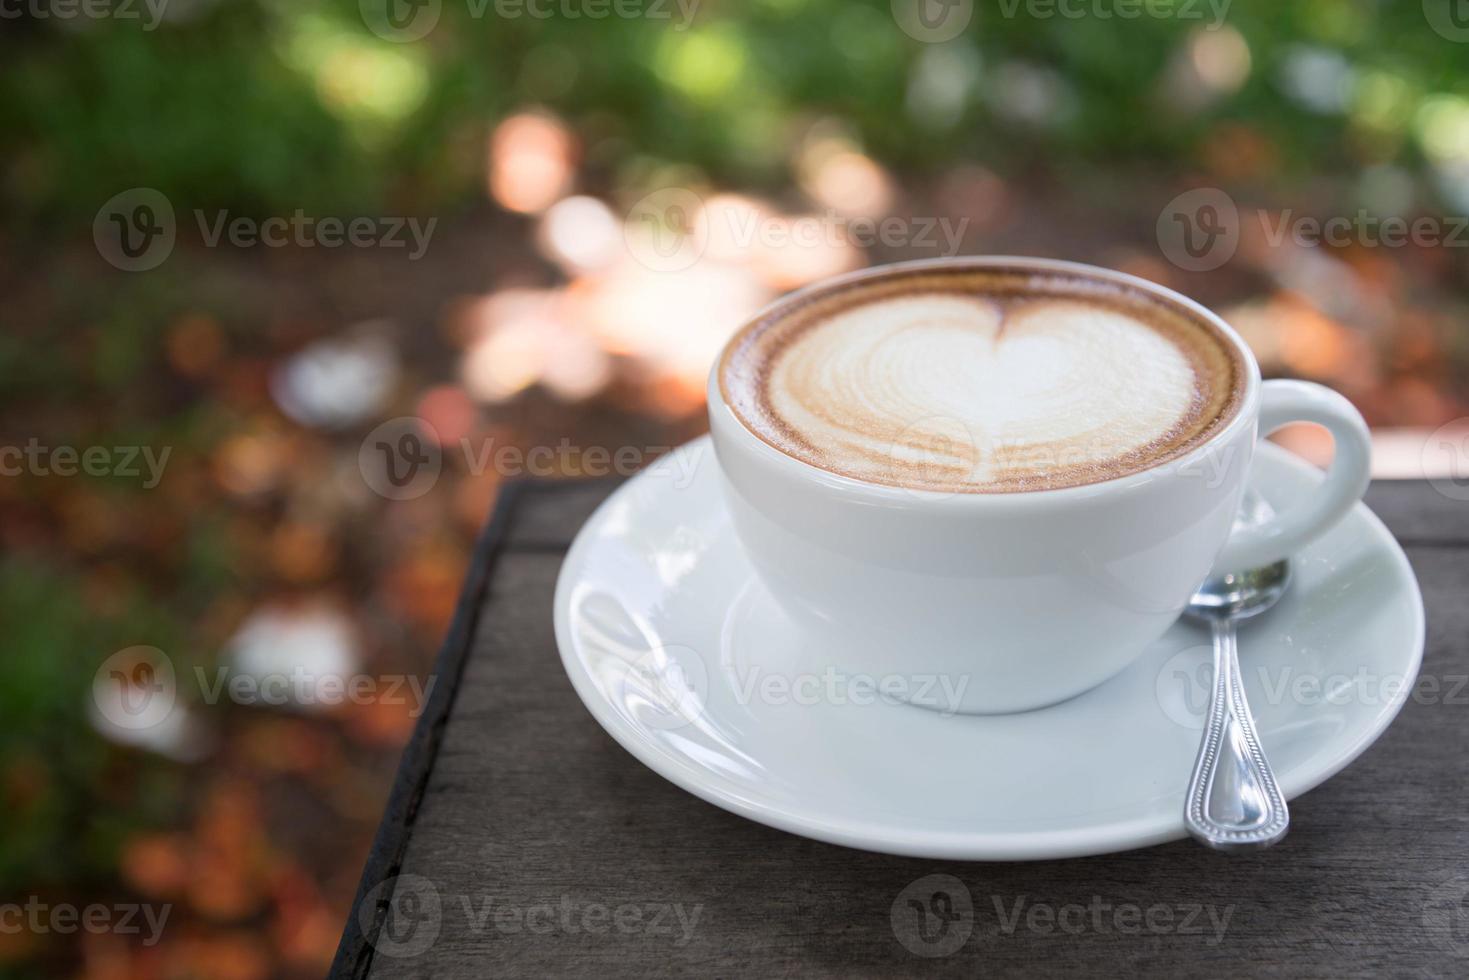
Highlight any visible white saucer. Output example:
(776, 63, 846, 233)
(554, 438, 1424, 860)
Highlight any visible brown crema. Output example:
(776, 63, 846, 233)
(718, 263, 1248, 493)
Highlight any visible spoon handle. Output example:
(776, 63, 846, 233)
(1184, 619, 1290, 850)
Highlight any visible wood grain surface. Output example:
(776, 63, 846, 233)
(333, 479, 1469, 979)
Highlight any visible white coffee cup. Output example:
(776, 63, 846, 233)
(707, 257, 1371, 713)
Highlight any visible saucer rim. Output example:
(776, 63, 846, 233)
(553, 439, 1426, 861)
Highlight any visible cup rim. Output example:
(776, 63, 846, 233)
(706, 255, 1262, 507)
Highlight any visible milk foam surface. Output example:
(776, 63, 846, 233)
(720, 269, 1244, 493)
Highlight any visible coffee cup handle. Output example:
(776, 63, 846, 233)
(1211, 379, 1372, 572)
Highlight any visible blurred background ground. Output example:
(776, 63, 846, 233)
(4, 1, 1469, 976)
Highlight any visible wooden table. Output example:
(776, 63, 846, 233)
(332, 478, 1468, 978)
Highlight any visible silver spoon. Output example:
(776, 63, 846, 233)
(1182, 490, 1291, 851)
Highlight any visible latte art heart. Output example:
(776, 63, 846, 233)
(720, 267, 1245, 493)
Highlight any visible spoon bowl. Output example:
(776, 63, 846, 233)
(1185, 560, 1292, 623)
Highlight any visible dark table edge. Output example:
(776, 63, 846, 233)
(326, 475, 1446, 977)
(329, 479, 603, 979)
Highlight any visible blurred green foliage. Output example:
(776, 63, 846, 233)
(0, 557, 185, 886)
(4, 0, 1469, 229)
